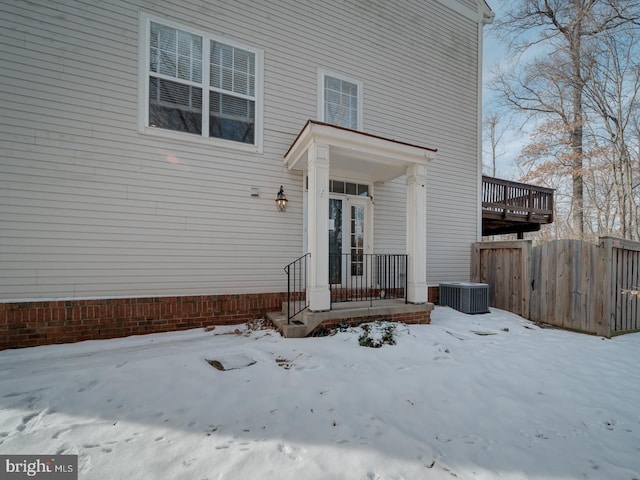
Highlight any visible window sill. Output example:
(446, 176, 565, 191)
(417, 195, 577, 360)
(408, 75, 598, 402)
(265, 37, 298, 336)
(139, 126, 263, 154)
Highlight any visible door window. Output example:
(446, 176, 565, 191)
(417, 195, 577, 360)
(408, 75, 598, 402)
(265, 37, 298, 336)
(329, 198, 343, 284)
(350, 205, 365, 276)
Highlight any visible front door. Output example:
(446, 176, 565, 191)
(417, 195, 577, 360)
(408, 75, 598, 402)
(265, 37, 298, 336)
(329, 195, 370, 284)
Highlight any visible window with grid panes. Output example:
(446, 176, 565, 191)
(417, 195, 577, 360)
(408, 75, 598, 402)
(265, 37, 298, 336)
(320, 71, 362, 130)
(145, 17, 260, 146)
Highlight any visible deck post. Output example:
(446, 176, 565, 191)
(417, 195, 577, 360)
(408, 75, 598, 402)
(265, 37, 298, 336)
(406, 164, 428, 303)
(307, 143, 331, 311)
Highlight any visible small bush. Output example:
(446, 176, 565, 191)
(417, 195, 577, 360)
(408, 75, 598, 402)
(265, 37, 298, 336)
(358, 322, 397, 348)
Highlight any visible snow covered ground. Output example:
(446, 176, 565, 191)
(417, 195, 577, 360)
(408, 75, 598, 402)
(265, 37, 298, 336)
(1, 307, 639, 480)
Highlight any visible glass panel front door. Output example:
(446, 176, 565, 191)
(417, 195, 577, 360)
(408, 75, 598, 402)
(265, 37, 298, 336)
(329, 198, 343, 284)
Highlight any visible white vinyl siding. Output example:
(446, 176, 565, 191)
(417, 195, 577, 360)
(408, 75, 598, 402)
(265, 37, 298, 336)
(0, 0, 482, 300)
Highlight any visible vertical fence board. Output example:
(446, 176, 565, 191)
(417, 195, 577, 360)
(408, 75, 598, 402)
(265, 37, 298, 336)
(631, 251, 635, 329)
(623, 248, 629, 331)
(530, 244, 539, 322)
(518, 243, 532, 318)
(577, 241, 587, 330)
(583, 240, 599, 334)
(539, 241, 550, 323)
(535, 242, 545, 324)
(551, 241, 560, 326)
(628, 249, 637, 330)
(557, 241, 565, 328)
(601, 238, 614, 337)
(632, 250, 639, 330)
(626, 249, 633, 331)
(616, 248, 623, 331)
(613, 246, 622, 332)
(568, 240, 577, 328)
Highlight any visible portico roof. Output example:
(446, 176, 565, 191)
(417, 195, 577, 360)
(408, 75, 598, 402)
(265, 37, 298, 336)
(284, 121, 437, 182)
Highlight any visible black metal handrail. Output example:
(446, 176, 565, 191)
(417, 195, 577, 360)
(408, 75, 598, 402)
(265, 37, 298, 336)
(329, 253, 408, 307)
(284, 253, 310, 324)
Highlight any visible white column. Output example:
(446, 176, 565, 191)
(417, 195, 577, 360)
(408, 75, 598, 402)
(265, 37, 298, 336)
(406, 163, 428, 303)
(307, 143, 331, 311)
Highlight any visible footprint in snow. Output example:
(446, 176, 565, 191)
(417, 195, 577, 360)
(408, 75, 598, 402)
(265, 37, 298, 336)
(16, 409, 52, 433)
(77, 380, 99, 393)
(3, 387, 49, 399)
(52, 427, 72, 439)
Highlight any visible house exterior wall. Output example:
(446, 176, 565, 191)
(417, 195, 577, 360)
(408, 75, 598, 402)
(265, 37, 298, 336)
(0, 1, 486, 329)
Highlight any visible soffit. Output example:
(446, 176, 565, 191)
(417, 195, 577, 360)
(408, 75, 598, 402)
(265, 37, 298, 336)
(284, 121, 437, 183)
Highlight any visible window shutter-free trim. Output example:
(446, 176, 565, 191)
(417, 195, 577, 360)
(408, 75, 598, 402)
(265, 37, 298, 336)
(141, 13, 262, 150)
(318, 68, 363, 131)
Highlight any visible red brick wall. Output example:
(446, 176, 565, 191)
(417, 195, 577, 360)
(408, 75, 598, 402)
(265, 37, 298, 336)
(0, 293, 286, 350)
(317, 310, 431, 330)
(428, 286, 440, 305)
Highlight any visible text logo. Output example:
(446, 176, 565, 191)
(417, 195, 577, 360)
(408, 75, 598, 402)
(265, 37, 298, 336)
(0, 456, 77, 480)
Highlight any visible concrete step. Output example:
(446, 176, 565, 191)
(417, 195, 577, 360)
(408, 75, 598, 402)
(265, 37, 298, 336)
(268, 300, 433, 338)
(266, 311, 308, 338)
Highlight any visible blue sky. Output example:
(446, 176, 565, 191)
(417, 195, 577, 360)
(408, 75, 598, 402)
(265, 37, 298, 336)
(482, 0, 528, 180)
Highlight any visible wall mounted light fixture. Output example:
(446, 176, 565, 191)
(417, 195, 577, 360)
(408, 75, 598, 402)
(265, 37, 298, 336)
(275, 185, 288, 212)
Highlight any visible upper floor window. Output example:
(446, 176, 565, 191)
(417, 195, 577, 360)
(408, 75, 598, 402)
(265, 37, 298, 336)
(318, 69, 363, 130)
(140, 15, 263, 151)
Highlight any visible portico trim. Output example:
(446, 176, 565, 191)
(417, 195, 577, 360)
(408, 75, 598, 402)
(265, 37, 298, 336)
(284, 120, 437, 312)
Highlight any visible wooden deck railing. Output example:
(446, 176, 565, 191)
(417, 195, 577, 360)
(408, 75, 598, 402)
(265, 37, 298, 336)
(482, 176, 554, 223)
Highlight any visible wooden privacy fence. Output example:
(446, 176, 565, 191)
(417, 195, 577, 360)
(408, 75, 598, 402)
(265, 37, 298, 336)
(471, 241, 531, 319)
(472, 237, 640, 337)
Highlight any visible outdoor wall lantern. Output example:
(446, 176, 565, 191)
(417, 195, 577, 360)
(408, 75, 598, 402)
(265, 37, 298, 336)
(275, 185, 288, 212)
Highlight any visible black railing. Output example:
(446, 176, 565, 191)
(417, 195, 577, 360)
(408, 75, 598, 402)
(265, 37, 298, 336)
(329, 253, 408, 307)
(284, 253, 310, 324)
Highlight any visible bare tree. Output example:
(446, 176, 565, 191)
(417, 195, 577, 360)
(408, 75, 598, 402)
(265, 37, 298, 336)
(491, 0, 640, 238)
(583, 26, 640, 239)
(482, 111, 507, 177)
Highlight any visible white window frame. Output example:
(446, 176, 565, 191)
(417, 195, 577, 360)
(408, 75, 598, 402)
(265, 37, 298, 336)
(317, 68, 363, 131)
(138, 13, 264, 153)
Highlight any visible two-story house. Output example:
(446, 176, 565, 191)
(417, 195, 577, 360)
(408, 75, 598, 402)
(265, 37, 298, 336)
(0, 0, 494, 348)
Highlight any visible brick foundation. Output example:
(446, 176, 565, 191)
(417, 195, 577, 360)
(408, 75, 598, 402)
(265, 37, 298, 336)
(0, 293, 286, 350)
(315, 309, 431, 332)
(428, 286, 440, 305)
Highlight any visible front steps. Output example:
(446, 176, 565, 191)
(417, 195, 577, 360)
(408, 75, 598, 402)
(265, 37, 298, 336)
(267, 300, 433, 338)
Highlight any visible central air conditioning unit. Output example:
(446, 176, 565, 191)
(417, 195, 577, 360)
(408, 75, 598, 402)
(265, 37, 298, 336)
(439, 282, 490, 314)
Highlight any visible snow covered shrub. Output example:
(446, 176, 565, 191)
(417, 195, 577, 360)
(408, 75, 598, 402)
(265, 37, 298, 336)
(358, 322, 397, 348)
